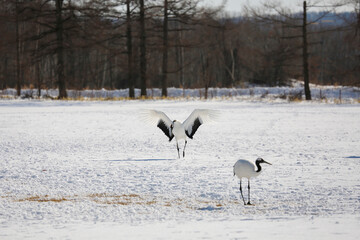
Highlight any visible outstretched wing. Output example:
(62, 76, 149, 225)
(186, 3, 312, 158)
(145, 110, 174, 141)
(183, 109, 218, 139)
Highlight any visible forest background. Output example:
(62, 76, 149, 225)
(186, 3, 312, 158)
(0, 0, 359, 99)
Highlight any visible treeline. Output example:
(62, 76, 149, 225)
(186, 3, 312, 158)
(0, 0, 359, 99)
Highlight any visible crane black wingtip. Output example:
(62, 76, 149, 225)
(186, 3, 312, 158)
(157, 119, 174, 140)
(185, 117, 202, 139)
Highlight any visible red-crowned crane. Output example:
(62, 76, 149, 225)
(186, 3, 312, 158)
(145, 109, 218, 158)
(233, 158, 272, 205)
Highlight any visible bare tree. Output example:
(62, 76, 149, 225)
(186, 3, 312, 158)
(161, 0, 169, 97)
(139, 0, 147, 96)
(302, 1, 311, 100)
(247, 1, 334, 100)
(15, 0, 22, 96)
(55, 0, 67, 98)
(126, 0, 135, 98)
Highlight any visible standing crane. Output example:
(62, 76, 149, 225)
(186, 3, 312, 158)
(233, 158, 272, 205)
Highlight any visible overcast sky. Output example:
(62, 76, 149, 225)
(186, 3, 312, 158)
(206, 0, 354, 14)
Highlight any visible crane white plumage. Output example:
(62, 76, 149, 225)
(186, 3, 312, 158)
(145, 109, 218, 158)
(233, 158, 272, 205)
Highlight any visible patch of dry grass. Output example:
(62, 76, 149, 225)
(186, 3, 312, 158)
(2, 193, 241, 209)
(16, 195, 71, 203)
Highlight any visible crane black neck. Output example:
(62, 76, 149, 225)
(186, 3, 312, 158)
(255, 161, 262, 173)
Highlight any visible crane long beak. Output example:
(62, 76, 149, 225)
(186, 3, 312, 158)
(264, 160, 272, 165)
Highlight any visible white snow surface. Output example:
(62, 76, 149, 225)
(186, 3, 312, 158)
(0, 99, 359, 239)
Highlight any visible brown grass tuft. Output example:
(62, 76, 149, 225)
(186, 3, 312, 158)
(4, 193, 239, 209)
(16, 195, 70, 203)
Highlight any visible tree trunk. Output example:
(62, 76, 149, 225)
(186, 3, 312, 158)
(175, 22, 185, 96)
(200, 51, 209, 99)
(36, 61, 41, 97)
(126, 0, 135, 98)
(1, 56, 8, 90)
(15, 0, 21, 96)
(101, 54, 107, 89)
(303, 1, 311, 100)
(161, 0, 168, 97)
(56, 0, 67, 99)
(139, 0, 147, 97)
(35, 23, 41, 97)
(180, 46, 185, 97)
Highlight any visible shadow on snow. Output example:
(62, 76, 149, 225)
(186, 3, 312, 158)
(106, 158, 177, 162)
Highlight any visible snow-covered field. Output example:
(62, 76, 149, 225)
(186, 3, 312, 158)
(0, 99, 359, 239)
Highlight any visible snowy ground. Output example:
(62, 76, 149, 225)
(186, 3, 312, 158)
(0, 99, 359, 239)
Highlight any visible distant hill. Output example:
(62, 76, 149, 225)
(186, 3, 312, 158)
(228, 11, 355, 27)
(307, 11, 355, 26)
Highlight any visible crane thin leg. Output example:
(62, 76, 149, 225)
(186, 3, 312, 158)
(183, 140, 187, 157)
(176, 142, 180, 158)
(239, 180, 246, 205)
(247, 180, 251, 205)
